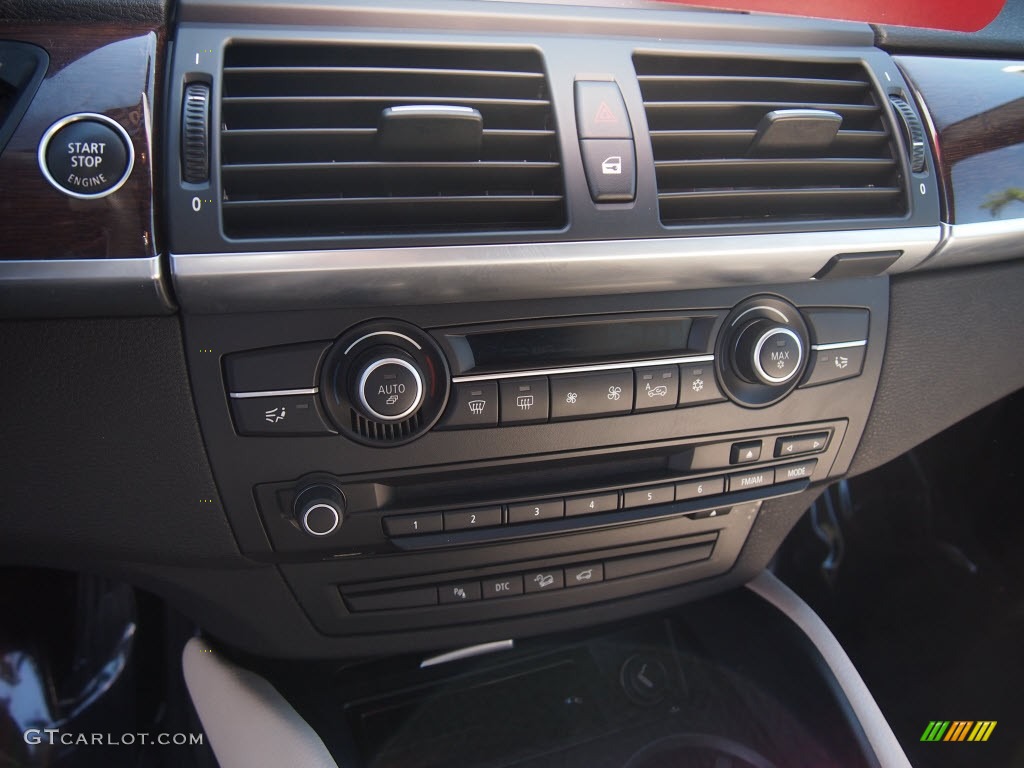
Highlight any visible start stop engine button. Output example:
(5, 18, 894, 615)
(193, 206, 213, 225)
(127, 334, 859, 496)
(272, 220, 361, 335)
(38, 113, 134, 199)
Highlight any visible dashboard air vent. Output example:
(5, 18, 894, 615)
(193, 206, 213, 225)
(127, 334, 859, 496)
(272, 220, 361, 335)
(220, 42, 565, 239)
(633, 54, 906, 226)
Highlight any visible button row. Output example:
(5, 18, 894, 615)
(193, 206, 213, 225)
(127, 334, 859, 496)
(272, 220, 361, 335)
(442, 563, 605, 605)
(440, 361, 724, 429)
(346, 535, 719, 612)
(383, 460, 816, 538)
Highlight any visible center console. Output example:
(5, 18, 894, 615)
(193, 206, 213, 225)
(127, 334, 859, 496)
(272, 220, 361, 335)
(182, 276, 887, 652)
(164, 0, 930, 656)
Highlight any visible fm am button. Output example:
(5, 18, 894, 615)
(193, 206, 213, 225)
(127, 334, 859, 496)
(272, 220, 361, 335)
(39, 113, 134, 199)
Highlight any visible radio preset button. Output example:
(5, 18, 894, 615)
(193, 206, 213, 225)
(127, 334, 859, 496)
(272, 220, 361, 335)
(383, 513, 443, 536)
(444, 506, 502, 531)
(634, 365, 680, 412)
(623, 484, 675, 508)
(550, 370, 633, 420)
(499, 377, 549, 425)
(508, 498, 564, 524)
(676, 477, 725, 501)
(565, 492, 619, 517)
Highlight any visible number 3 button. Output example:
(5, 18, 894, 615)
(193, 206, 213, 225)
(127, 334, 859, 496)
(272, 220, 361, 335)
(508, 499, 565, 524)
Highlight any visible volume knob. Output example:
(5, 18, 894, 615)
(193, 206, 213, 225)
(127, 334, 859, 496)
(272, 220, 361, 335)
(294, 484, 344, 537)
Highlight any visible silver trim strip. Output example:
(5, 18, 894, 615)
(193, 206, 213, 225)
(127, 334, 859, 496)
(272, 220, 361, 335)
(301, 503, 340, 537)
(915, 219, 1024, 271)
(229, 388, 318, 399)
(810, 339, 868, 351)
(420, 639, 515, 669)
(171, 227, 942, 314)
(452, 354, 715, 383)
(0, 256, 175, 318)
(343, 330, 422, 355)
(746, 572, 912, 768)
(37, 113, 136, 200)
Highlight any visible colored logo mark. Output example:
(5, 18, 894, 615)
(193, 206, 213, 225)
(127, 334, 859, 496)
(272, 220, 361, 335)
(920, 721, 996, 742)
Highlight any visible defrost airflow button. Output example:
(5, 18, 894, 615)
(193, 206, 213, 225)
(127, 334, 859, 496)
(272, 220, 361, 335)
(39, 113, 133, 199)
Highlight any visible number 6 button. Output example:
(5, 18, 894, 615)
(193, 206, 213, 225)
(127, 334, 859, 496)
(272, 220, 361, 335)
(676, 477, 725, 501)
(508, 499, 564, 524)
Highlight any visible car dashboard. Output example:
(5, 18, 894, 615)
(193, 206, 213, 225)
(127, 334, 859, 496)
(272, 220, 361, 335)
(1, 0, 1023, 765)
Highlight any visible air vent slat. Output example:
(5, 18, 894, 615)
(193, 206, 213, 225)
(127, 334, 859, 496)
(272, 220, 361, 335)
(220, 41, 564, 239)
(634, 53, 907, 225)
(659, 188, 902, 221)
(223, 196, 564, 238)
(655, 157, 897, 188)
(221, 161, 562, 200)
(221, 127, 556, 164)
(636, 75, 870, 102)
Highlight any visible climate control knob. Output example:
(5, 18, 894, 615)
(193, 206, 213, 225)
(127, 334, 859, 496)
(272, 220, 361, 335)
(294, 484, 344, 537)
(319, 321, 451, 446)
(733, 320, 804, 385)
(353, 349, 425, 422)
(716, 297, 810, 408)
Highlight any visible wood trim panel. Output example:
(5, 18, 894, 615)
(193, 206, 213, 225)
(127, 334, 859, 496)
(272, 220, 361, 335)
(896, 55, 1024, 225)
(0, 23, 162, 260)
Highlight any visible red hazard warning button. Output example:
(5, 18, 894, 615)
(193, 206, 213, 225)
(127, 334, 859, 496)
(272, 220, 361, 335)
(575, 81, 632, 139)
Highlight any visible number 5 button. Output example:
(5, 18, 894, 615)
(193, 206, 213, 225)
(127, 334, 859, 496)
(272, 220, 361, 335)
(508, 499, 564, 524)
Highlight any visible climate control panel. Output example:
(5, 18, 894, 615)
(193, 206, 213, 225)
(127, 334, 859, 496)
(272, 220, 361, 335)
(222, 299, 869, 445)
